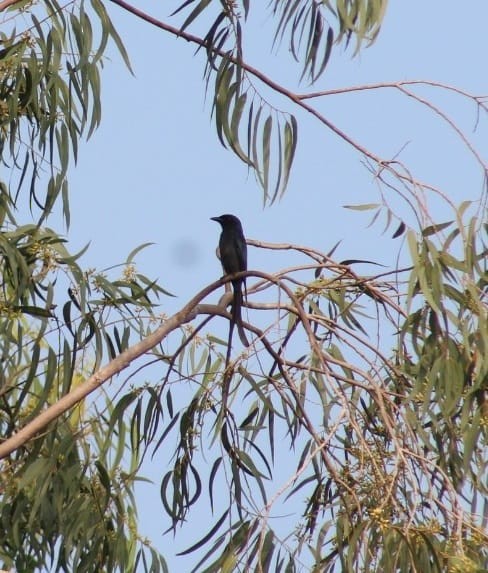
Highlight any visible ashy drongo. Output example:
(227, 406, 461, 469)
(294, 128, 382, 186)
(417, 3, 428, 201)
(211, 214, 249, 346)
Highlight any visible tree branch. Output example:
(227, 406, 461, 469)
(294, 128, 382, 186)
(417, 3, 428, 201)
(108, 0, 447, 203)
(0, 278, 229, 459)
(0, 265, 325, 459)
(0, 0, 21, 12)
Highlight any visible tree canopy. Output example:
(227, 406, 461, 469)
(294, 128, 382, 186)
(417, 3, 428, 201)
(0, 1, 487, 572)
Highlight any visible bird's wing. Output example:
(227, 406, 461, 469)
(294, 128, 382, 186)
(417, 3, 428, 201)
(234, 232, 247, 271)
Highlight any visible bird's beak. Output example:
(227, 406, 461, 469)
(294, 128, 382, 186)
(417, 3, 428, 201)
(210, 216, 221, 223)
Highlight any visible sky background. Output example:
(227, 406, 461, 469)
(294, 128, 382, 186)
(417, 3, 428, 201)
(66, 1, 488, 295)
(29, 0, 488, 569)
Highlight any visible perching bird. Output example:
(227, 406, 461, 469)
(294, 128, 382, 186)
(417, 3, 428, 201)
(211, 214, 249, 347)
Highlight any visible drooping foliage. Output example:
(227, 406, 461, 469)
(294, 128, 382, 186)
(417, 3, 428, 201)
(0, 0, 168, 570)
(1, 1, 487, 572)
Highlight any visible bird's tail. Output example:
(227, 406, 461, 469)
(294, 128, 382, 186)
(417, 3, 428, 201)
(232, 281, 249, 347)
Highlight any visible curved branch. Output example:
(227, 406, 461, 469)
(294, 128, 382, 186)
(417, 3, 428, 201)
(0, 0, 20, 12)
(0, 277, 230, 459)
(298, 79, 488, 102)
(0, 265, 334, 459)
(108, 0, 450, 202)
(109, 0, 374, 157)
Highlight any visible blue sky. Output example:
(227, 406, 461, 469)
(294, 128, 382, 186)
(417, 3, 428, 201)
(58, 0, 488, 568)
(68, 1, 487, 288)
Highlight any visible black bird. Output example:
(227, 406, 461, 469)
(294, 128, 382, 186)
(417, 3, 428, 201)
(211, 214, 249, 346)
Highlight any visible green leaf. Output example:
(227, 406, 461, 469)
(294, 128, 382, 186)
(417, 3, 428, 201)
(177, 510, 229, 556)
(176, 0, 213, 34)
(343, 203, 381, 211)
(262, 115, 273, 196)
(229, 91, 254, 166)
(422, 221, 453, 237)
(91, 0, 133, 73)
(15, 305, 54, 318)
(126, 242, 155, 264)
(280, 115, 298, 197)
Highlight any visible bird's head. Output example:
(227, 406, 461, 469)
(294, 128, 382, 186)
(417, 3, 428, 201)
(210, 214, 243, 230)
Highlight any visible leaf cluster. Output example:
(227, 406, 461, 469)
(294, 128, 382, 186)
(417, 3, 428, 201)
(0, 1, 171, 570)
(0, 0, 130, 224)
(167, 0, 387, 202)
(0, 221, 169, 570)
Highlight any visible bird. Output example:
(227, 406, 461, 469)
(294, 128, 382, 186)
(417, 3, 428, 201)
(211, 214, 249, 347)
